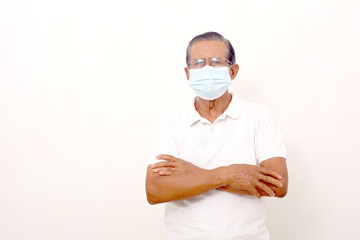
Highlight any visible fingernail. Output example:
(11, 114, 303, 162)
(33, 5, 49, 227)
(151, 164, 155, 168)
(153, 169, 159, 172)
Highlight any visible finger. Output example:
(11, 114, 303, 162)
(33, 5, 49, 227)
(258, 174, 283, 188)
(259, 167, 282, 180)
(159, 168, 175, 176)
(151, 161, 176, 169)
(153, 167, 174, 173)
(255, 181, 276, 197)
(156, 154, 177, 161)
(249, 186, 262, 199)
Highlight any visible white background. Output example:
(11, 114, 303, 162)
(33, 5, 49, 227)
(1, 0, 359, 239)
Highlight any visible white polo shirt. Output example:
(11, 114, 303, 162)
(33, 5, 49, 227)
(149, 94, 286, 240)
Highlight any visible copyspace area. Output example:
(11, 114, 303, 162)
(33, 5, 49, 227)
(0, 1, 359, 239)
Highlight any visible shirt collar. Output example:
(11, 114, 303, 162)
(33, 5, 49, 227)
(187, 93, 242, 126)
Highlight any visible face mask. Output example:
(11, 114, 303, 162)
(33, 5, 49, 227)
(188, 65, 232, 100)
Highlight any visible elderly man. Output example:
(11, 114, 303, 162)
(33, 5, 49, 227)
(146, 32, 288, 240)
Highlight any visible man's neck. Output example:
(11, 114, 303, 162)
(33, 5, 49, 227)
(195, 91, 232, 123)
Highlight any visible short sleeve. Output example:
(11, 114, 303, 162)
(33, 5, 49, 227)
(255, 108, 287, 163)
(148, 114, 179, 166)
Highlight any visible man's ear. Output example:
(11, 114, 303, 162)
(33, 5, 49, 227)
(185, 67, 190, 80)
(229, 64, 239, 80)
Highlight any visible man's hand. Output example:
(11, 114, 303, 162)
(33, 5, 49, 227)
(225, 164, 283, 198)
(151, 154, 204, 175)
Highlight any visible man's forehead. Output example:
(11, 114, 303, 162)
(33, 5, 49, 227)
(190, 40, 228, 60)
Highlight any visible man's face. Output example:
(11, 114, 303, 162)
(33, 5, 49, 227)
(185, 40, 239, 80)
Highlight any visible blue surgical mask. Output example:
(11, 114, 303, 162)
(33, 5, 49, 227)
(188, 65, 232, 100)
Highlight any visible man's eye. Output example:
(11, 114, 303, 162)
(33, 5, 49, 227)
(191, 60, 204, 68)
(211, 60, 223, 66)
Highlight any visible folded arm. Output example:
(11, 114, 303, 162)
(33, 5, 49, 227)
(146, 155, 285, 204)
(146, 164, 227, 204)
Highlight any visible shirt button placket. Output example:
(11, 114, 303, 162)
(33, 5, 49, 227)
(208, 124, 218, 148)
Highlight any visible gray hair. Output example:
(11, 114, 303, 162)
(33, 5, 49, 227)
(186, 32, 236, 66)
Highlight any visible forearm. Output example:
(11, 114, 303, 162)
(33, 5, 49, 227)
(217, 186, 253, 196)
(146, 165, 227, 204)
